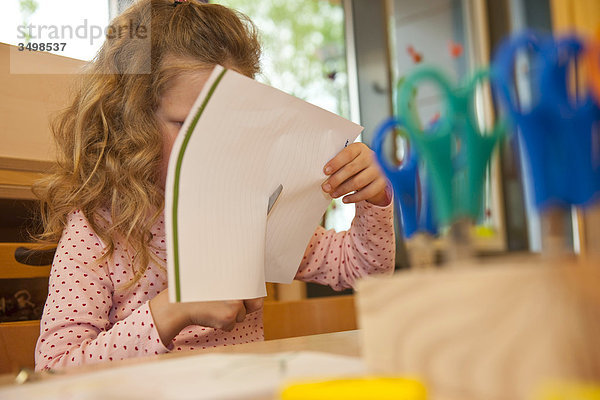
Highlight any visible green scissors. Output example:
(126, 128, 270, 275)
(397, 67, 506, 228)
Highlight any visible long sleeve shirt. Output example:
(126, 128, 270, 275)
(35, 198, 395, 371)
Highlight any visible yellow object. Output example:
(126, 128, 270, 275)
(280, 377, 426, 400)
(535, 381, 600, 400)
(474, 225, 496, 238)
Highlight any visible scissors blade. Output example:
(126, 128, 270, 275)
(267, 184, 283, 216)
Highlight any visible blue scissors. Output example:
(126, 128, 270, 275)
(492, 30, 600, 210)
(372, 116, 437, 238)
(396, 67, 506, 227)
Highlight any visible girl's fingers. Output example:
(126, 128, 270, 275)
(330, 167, 379, 198)
(323, 143, 362, 175)
(323, 157, 364, 193)
(243, 298, 264, 314)
(221, 320, 236, 332)
(342, 178, 388, 204)
(236, 305, 246, 323)
(323, 148, 373, 192)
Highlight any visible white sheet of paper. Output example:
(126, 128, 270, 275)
(0, 352, 366, 400)
(165, 65, 362, 302)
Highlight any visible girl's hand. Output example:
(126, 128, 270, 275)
(321, 142, 390, 207)
(149, 289, 264, 345)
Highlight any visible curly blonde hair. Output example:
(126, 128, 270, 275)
(34, 0, 261, 281)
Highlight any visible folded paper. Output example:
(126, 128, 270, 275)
(166, 65, 363, 302)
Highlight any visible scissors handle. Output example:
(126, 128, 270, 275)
(397, 67, 455, 225)
(372, 117, 421, 237)
(540, 35, 590, 111)
(420, 172, 438, 235)
(399, 66, 504, 224)
(461, 69, 506, 217)
(398, 67, 456, 140)
(543, 35, 600, 206)
(492, 29, 543, 120)
(493, 30, 600, 209)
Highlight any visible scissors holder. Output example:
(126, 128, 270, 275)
(356, 257, 600, 400)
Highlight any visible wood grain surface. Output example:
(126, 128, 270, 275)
(356, 256, 600, 400)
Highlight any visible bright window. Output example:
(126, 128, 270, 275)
(216, 0, 355, 231)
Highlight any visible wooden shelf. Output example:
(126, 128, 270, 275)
(0, 157, 51, 200)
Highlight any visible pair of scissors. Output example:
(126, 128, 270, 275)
(396, 67, 505, 229)
(372, 116, 437, 239)
(492, 30, 600, 211)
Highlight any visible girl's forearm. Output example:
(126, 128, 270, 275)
(149, 289, 188, 346)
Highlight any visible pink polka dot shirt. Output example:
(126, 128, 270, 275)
(35, 197, 395, 371)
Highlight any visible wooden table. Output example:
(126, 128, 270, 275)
(191, 329, 359, 357)
(0, 330, 361, 388)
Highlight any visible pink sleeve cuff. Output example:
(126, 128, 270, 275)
(137, 301, 173, 353)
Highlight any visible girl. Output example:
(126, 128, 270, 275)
(34, 0, 395, 371)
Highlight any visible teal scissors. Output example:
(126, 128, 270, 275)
(397, 67, 506, 229)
